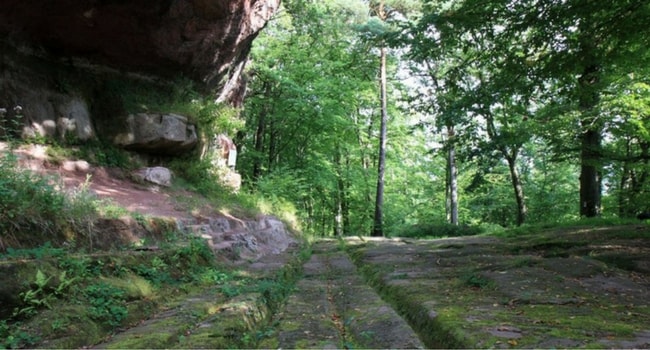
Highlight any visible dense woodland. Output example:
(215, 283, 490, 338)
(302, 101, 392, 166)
(236, 0, 650, 236)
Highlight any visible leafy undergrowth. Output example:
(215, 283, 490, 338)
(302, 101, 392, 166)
(0, 234, 310, 349)
(346, 224, 650, 349)
(0, 236, 227, 348)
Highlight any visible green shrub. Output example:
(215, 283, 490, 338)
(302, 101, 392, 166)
(0, 319, 40, 349)
(0, 154, 65, 248)
(460, 271, 493, 289)
(170, 237, 216, 279)
(3, 242, 65, 260)
(83, 283, 128, 328)
(168, 157, 259, 216)
(0, 153, 98, 251)
(130, 261, 173, 287)
(0, 106, 24, 141)
(73, 140, 134, 168)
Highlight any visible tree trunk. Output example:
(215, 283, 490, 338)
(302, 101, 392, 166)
(334, 147, 348, 236)
(506, 155, 527, 226)
(579, 129, 602, 217)
(252, 107, 267, 181)
(447, 125, 459, 225)
(578, 64, 602, 217)
(618, 163, 631, 217)
(267, 118, 277, 174)
(619, 140, 650, 216)
(617, 135, 633, 217)
(637, 142, 650, 212)
(372, 42, 388, 237)
(342, 152, 351, 234)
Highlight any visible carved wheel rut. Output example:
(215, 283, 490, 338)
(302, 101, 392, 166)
(272, 240, 424, 349)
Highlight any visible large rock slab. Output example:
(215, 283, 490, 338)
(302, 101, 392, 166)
(113, 113, 197, 155)
(345, 227, 650, 349)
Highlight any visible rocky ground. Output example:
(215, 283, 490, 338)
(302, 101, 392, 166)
(6, 144, 650, 348)
(93, 231, 650, 349)
(344, 231, 650, 348)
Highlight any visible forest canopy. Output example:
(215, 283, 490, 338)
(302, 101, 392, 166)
(237, 0, 650, 236)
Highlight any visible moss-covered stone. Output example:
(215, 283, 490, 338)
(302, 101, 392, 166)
(345, 229, 650, 349)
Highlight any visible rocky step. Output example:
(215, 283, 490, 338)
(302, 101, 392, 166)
(263, 240, 424, 349)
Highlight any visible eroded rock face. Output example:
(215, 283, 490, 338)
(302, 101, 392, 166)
(5, 90, 96, 142)
(0, 0, 280, 105)
(184, 215, 298, 262)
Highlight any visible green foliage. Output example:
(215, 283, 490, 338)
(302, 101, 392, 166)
(168, 157, 220, 193)
(191, 100, 243, 141)
(241, 0, 392, 236)
(254, 169, 304, 224)
(102, 76, 243, 138)
(11, 269, 76, 321)
(256, 279, 294, 313)
(168, 156, 299, 224)
(83, 283, 128, 328)
(0, 153, 98, 251)
(172, 237, 215, 267)
(2, 242, 65, 260)
(0, 230, 239, 347)
(399, 0, 650, 222)
(0, 154, 62, 246)
(131, 260, 174, 287)
(192, 268, 230, 285)
(220, 284, 242, 298)
(96, 199, 131, 219)
(13, 270, 53, 318)
(391, 223, 482, 239)
(0, 106, 24, 142)
(57, 256, 98, 278)
(460, 271, 493, 290)
(0, 319, 40, 349)
(74, 140, 134, 168)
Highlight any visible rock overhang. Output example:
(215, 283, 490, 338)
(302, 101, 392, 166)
(0, 0, 280, 96)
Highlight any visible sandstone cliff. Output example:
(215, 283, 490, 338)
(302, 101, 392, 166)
(0, 0, 279, 154)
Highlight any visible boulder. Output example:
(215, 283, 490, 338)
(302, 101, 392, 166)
(132, 167, 173, 187)
(114, 113, 197, 155)
(61, 160, 91, 173)
(223, 171, 242, 192)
